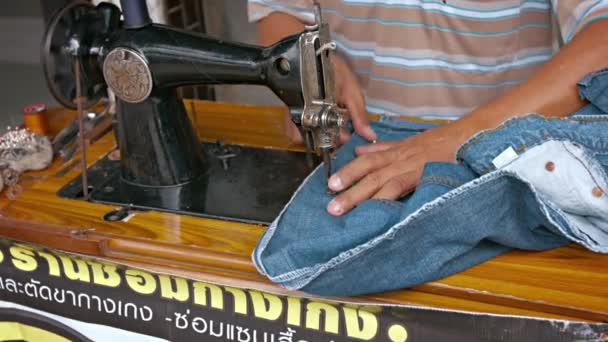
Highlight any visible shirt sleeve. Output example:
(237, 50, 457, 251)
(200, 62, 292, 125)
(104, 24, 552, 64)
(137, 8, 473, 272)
(552, 0, 608, 43)
(248, 0, 315, 24)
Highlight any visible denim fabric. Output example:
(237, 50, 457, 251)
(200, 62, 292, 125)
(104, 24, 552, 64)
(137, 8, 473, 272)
(253, 71, 608, 296)
(577, 69, 608, 114)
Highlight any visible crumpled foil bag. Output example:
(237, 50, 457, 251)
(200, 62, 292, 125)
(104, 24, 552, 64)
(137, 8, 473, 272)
(0, 129, 53, 193)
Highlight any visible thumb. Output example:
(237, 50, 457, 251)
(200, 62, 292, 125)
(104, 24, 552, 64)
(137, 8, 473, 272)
(345, 94, 377, 142)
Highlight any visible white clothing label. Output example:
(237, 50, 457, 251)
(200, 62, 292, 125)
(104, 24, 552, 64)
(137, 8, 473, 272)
(492, 146, 519, 169)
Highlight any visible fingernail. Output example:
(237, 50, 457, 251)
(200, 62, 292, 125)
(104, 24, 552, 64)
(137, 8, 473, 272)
(363, 126, 377, 141)
(328, 176, 343, 191)
(328, 200, 343, 215)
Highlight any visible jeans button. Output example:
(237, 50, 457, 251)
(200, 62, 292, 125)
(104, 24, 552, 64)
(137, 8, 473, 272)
(592, 187, 603, 198)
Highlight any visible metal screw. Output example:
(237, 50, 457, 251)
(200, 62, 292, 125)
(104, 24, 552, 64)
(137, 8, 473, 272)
(217, 153, 237, 171)
(278, 58, 291, 74)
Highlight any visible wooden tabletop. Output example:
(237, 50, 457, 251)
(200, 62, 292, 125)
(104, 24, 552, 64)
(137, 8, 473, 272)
(0, 99, 606, 322)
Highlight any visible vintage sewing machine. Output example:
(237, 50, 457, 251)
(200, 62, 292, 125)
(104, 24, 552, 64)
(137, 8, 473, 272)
(42, 0, 346, 224)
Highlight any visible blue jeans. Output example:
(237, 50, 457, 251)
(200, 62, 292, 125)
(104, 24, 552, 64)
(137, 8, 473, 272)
(253, 71, 608, 296)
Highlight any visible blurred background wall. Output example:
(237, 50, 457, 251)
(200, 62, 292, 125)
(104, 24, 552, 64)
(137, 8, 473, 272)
(0, 0, 58, 129)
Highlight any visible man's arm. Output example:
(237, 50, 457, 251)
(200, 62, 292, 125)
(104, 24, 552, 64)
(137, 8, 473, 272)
(257, 12, 305, 46)
(326, 20, 608, 216)
(459, 20, 608, 136)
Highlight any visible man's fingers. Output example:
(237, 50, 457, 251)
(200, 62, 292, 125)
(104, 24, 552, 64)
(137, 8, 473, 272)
(356, 141, 399, 155)
(345, 92, 377, 142)
(328, 151, 392, 192)
(339, 129, 352, 144)
(327, 168, 397, 216)
(372, 173, 417, 200)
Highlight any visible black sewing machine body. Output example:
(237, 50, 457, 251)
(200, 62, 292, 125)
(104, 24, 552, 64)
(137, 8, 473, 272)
(45, 1, 342, 224)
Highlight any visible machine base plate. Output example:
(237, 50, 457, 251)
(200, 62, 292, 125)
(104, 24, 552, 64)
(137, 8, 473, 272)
(58, 142, 318, 225)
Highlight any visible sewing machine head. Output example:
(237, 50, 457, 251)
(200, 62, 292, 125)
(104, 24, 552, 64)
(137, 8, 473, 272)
(42, 0, 346, 223)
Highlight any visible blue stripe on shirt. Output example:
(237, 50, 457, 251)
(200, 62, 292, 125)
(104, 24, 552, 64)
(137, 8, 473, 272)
(321, 8, 550, 36)
(343, 0, 549, 13)
(356, 68, 527, 87)
(250, 0, 551, 32)
(340, 0, 550, 21)
(333, 36, 553, 73)
(366, 103, 462, 119)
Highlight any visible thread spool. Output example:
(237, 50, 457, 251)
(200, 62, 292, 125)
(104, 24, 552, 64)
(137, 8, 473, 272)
(22, 103, 49, 136)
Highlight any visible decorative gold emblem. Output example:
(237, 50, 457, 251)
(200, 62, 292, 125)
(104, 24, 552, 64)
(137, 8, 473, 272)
(103, 48, 153, 103)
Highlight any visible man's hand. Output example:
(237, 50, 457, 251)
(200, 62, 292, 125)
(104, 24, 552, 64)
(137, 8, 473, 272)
(326, 121, 473, 216)
(333, 55, 377, 142)
(325, 19, 608, 216)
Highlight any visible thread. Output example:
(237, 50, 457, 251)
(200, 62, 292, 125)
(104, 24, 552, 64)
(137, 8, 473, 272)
(22, 103, 49, 136)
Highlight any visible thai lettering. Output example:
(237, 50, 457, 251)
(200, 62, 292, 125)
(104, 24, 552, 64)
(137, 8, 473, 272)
(210, 320, 224, 337)
(0, 274, 152, 322)
(4, 278, 17, 292)
(53, 289, 65, 303)
(37, 251, 61, 277)
(278, 327, 296, 342)
(91, 295, 102, 311)
(286, 297, 302, 326)
(225, 286, 248, 315)
(226, 324, 235, 340)
(305, 301, 339, 334)
(192, 317, 208, 334)
(174, 310, 190, 329)
(39, 284, 52, 300)
(88, 261, 120, 287)
(159, 275, 189, 301)
(250, 291, 282, 321)
(125, 269, 157, 294)
(262, 332, 276, 342)
(58, 255, 90, 282)
(343, 305, 378, 340)
(10, 245, 37, 272)
(65, 290, 77, 306)
(140, 306, 153, 321)
(23, 278, 40, 298)
(123, 302, 138, 319)
(236, 326, 251, 342)
(192, 281, 223, 309)
(103, 297, 117, 314)
(77, 293, 90, 308)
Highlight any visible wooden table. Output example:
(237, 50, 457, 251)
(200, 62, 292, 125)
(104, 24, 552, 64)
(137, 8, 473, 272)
(0, 100, 606, 323)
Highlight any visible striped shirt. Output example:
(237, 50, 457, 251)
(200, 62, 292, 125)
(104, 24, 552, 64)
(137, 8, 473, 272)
(249, 0, 608, 120)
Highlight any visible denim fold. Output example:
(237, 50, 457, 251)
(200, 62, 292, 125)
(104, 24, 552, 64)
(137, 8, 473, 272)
(252, 70, 608, 296)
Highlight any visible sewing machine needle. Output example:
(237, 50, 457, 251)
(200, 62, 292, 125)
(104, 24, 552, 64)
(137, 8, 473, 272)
(304, 131, 314, 169)
(322, 149, 331, 183)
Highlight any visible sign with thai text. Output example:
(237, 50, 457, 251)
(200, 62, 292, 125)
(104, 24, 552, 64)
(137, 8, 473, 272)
(0, 238, 605, 341)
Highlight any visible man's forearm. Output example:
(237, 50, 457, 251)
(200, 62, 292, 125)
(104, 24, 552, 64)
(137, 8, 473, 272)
(256, 12, 306, 46)
(457, 20, 608, 138)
